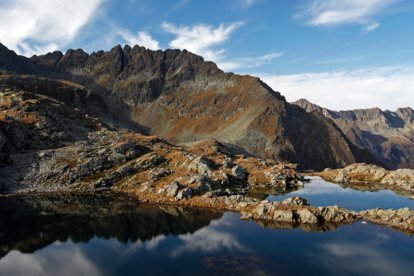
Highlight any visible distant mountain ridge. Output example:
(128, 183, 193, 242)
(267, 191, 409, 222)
(0, 43, 380, 170)
(294, 99, 414, 169)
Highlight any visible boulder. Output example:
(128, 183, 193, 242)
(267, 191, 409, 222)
(381, 169, 414, 191)
(318, 206, 357, 222)
(296, 209, 319, 224)
(281, 196, 309, 206)
(175, 187, 194, 200)
(272, 210, 294, 222)
(232, 165, 247, 180)
(188, 156, 214, 176)
(163, 181, 182, 197)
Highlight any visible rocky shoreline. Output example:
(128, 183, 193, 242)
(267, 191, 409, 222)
(319, 163, 414, 197)
(2, 123, 414, 234)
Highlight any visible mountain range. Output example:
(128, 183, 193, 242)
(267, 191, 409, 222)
(1, 43, 409, 171)
(294, 99, 414, 169)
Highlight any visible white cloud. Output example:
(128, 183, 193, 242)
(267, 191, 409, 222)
(260, 66, 414, 111)
(162, 21, 244, 62)
(161, 21, 280, 71)
(118, 29, 160, 50)
(220, 52, 283, 71)
(297, 0, 399, 31)
(171, 226, 249, 258)
(0, 0, 102, 56)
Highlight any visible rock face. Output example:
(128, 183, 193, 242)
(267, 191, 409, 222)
(294, 99, 414, 169)
(0, 43, 379, 170)
(320, 163, 414, 194)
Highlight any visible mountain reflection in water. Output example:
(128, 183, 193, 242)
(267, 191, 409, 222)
(0, 193, 223, 257)
(1, 193, 414, 276)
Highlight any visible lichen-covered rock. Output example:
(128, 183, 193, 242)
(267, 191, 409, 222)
(159, 181, 182, 197)
(176, 188, 194, 200)
(322, 163, 414, 194)
(381, 169, 414, 191)
(188, 156, 214, 176)
(148, 167, 173, 181)
(246, 202, 358, 225)
(281, 196, 309, 206)
(296, 209, 319, 224)
(271, 210, 294, 222)
(331, 163, 387, 183)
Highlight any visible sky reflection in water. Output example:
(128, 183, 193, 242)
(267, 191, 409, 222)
(268, 177, 414, 211)
(1, 206, 414, 276)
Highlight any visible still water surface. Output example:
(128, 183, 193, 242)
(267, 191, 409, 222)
(268, 177, 414, 211)
(0, 185, 413, 276)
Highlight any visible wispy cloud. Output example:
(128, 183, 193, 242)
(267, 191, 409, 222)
(220, 51, 283, 71)
(0, 0, 103, 56)
(162, 21, 244, 62)
(260, 66, 414, 110)
(239, 0, 262, 9)
(297, 0, 400, 32)
(312, 243, 414, 275)
(363, 22, 381, 32)
(166, 0, 191, 16)
(162, 21, 280, 71)
(118, 29, 160, 50)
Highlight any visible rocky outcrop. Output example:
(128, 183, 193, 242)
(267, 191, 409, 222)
(294, 99, 414, 169)
(0, 43, 380, 170)
(243, 201, 359, 225)
(360, 208, 414, 233)
(320, 163, 414, 195)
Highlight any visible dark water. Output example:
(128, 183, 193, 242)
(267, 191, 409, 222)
(0, 194, 413, 276)
(267, 177, 414, 211)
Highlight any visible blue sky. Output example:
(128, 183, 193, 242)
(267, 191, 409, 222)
(0, 0, 413, 110)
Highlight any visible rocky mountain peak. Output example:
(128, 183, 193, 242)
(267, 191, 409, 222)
(294, 99, 414, 169)
(293, 99, 322, 112)
(396, 107, 414, 124)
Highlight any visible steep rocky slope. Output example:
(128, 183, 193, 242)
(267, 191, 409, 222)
(294, 99, 414, 169)
(0, 43, 378, 170)
(0, 72, 308, 194)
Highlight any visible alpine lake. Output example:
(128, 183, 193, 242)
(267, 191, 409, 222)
(1, 177, 413, 276)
